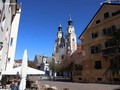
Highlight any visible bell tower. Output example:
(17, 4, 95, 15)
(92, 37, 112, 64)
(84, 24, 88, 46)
(65, 17, 77, 55)
(53, 24, 65, 62)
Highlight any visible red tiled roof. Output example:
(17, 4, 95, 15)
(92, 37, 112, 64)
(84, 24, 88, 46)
(72, 43, 82, 55)
(14, 59, 22, 63)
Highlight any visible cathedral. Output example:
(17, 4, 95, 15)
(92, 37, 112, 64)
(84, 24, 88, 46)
(53, 17, 77, 62)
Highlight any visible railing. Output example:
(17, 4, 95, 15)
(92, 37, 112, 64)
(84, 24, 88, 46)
(102, 48, 119, 57)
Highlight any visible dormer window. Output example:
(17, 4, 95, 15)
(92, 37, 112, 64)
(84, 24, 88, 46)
(96, 19, 100, 24)
(112, 10, 120, 16)
(104, 12, 109, 18)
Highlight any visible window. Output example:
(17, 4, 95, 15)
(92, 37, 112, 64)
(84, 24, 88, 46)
(91, 44, 101, 54)
(112, 10, 120, 16)
(8, 58, 10, 62)
(103, 25, 115, 35)
(0, 42, 3, 50)
(8, 4, 11, 13)
(114, 78, 120, 82)
(0, 10, 1, 20)
(72, 38, 74, 41)
(94, 60, 102, 69)
(2, 0, 6, 3)
(105, 40, 117, 48)
(10, 38, 13, 46)
(91, 32, 98, 38)
(2, 14, 6, 26)
(104, 12, 109, 18)
(1, 27, 3, 32)
(67, 38, 69, 42)
(2, 14, 6, 22)
(97, 78, 102, 81)
(79, 78, 82, 80)
(96, 20, 100, 24)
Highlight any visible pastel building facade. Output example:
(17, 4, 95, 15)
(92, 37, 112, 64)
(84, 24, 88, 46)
(0, 0, 21, 79)
(77, 3, 120, 83)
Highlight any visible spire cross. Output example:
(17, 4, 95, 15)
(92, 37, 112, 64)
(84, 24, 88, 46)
(69, 14, 71, 19)
(60, 21, 61, 26)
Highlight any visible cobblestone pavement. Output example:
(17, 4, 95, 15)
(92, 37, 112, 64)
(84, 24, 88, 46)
(40, 80, 120, 90)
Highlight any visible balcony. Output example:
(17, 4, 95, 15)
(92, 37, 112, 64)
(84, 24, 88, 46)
(102, 48, 120, 57)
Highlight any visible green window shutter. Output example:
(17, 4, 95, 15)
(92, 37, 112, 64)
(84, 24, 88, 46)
(103, 28, 106, 34)
(91, 46, 94, 54)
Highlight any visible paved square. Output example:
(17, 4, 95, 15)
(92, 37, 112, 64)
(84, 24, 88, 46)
(40, 81, 120, 90)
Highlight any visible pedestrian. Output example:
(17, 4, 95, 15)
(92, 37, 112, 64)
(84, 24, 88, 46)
(10, 81, 15, 90)
(13, 81, 19, 90)
(0, 81, 2, 89)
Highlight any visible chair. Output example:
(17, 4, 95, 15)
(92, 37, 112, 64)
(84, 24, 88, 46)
(30, 82, 35, 89)
(51, 86, 58, 90)
(0, 86, 2, 89)
(6, 84, 10, 89)
(41, 86, 46, 90)
(37, 81, 41, 90)
(45, 84, 50, 89)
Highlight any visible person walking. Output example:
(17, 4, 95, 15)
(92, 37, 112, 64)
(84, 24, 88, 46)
(10, 81, 15, 90)
(13, 82, 19, 90)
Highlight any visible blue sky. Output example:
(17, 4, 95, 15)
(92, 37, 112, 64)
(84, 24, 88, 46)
(15, 0, 105, 60)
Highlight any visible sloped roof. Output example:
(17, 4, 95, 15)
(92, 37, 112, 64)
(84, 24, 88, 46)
(34, 55, 52, 64)
(14, 59, 22, 63)
(72, 43, 82, 55)
(78, 3, 120, 39)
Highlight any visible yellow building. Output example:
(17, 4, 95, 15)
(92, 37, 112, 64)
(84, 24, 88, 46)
(77, 3, 120, 83)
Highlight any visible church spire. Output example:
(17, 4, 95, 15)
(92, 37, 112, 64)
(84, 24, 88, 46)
(58, 23, 62, 31)
(68, 15, 73, 26)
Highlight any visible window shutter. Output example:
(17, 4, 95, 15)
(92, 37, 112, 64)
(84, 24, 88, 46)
(112, 25, 115, 32)
(98, 44, 101, 52)
(91, 33, 94, 38)
(103, 28, 106, 34)
(105, 42, 108, 48)
(91, 46, 94, 54)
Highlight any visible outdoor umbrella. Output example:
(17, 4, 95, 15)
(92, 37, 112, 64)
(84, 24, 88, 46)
(19, 49, 28, 90)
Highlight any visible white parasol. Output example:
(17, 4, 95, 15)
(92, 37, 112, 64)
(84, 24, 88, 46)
(19, 49, 28, 90)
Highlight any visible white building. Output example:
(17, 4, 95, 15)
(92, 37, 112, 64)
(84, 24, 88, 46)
(13, 59, 22, 67)
(34, 54, 52, 75)
(53, 24, 65, 62)
(53, 18, 77, 62)
(65, 18, 77, 55)
(0, 0, 21, 79)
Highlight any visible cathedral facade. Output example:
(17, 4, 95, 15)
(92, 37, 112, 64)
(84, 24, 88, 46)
(53, 18, 77, 62)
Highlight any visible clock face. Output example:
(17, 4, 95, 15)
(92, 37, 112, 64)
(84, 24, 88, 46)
(58, 33, 62, 38)
(43, 58, 46, 63)
(68, 28, 73, 33)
